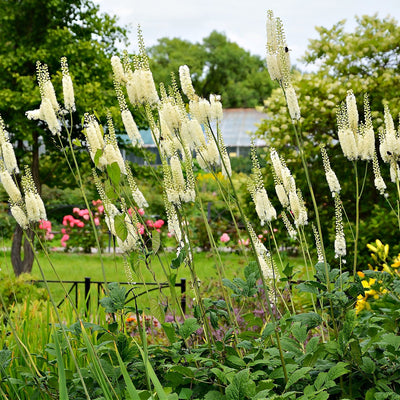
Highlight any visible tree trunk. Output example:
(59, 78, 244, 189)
(11, 225, 35, 276)
(10, 131, 41, 276)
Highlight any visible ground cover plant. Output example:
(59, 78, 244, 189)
(1, 8, 400, 400)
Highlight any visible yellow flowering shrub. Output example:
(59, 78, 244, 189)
(355, 240, 400, 313)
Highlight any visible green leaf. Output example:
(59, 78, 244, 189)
(178, 388, 193, 400)
(152, 230, 161, 254)
(290, 312, 322, 330)
(381, 333, 400, 351)
(72, 138, 82, 147)
(161, 323, 177, 345)
(178, 318, 200, 340)
(53, 331, 69, 400)
(99, 282, 126, 313)
(204, 391, 226, 400)
(0, 349, 12, 369)
(297, 281, 325, 295)
(292, 322, 308, 343)
(94, 148, 103, 167)
(361, 357, 376, 374)
(114, 214, 128, 241)
(105, 180, 118, 200)
(114, 343, 141, 400)
(326, 362, 349, 381)
(261, 322, 275, 339)
(107, 162, 121, 186)
(134, 340, 169, 400)
(225, 370, 255, 400)
(150, 298, 165, 323)
(285, 367, 312, 390)
(306, 336, 320, 354)
(171, 248, 186, 269)
(226, 355, 246, 368)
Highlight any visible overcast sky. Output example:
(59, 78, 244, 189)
(93, 0, 399, 71)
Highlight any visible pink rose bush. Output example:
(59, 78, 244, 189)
(60, 201, 166, 252)
(61, 200, 107, 252)
(38, 219, 54, 241)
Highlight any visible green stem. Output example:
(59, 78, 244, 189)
(353, 161, 360, 277)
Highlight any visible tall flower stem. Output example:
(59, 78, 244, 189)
(59, 114, 108, 286)
(207, 122, 288, 383)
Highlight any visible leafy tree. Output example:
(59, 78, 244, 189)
(0, 0, 128, 275)
(149, 31, 275, 108)
(256, 14, 400, 159)
(255, 14, 400, 263)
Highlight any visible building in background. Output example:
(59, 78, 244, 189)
(122, 108, 266, 165)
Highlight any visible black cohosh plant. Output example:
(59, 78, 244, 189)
(0, 10, 400, 400)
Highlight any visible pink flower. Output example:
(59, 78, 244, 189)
(62, 234, 70, 241)
(73, 207, 80, 214)
(61, 228, 66, 234)
(154, 219, 165, 229)
(69, 222, 75, 227)
(238, 238, 250, 246)
(61, 241, 67, 247)
(94, 217, 100, 226)
(146, 220, 154, 228)
(137, 223, 145, 235)
(273, 228, 278, 232)
(77, 221, 85, 228)
(48, 233, 54, 240)
(79, 209, 89, 217)
(258, 234, 263, 239)
(97, 205, 104, 214)
(83, 214, 90, 220)
(127, 207, 133, 216)
(167, 232, 173, 238)
(220, 233, 230, 243)
(137, 208, 145, 216)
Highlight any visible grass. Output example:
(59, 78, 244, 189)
(0, 243, 304, 315)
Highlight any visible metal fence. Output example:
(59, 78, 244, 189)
(33, 277, 187, 315)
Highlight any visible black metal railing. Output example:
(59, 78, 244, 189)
(33, 277, 187, 315)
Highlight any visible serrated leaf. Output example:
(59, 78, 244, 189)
(226, 355, 246, 368)
(114, 214, 128, 241)
(326, 362, 349, 381)
(290, 312, 322, 330)
(306, 336, 320, 354)
(381, 333, 400, 351)
(178, 318, 200, 340)
(285, 367, 312, 389)
(292, 322, 308, 343)
(178, 388, 193, 400)
(297, 281, 325, 294)
(150, 298, 165, 323)
(161, 323, 176, 345)
(107, 162, 121, 186)
(225, 370, 255, 400)
(204, 390, 226, 400)
(361, 357, 376, 374)
(170, 365, 195, 378)
(261, 322, 275, 339)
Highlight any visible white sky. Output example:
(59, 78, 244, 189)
(93, 0, 399, 71)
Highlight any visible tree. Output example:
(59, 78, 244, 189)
(148, 31, 275, 108)
(256, 14, 400, 159)
(255, 14, 400, 262)
(0, 0, 128, 275)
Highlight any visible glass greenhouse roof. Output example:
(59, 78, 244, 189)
(120, 108, 266, 148)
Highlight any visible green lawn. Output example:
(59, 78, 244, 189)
(0, 247, 303, 314)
